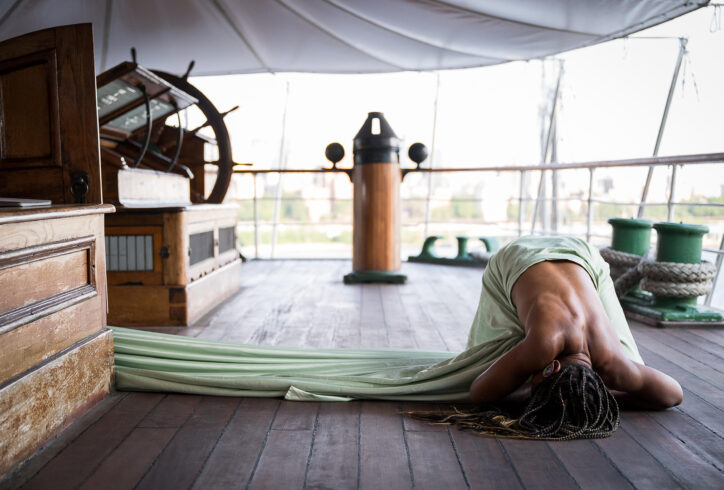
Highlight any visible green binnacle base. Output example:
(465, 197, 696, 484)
(407, 235, 497, 267)
(623, 300, 724, 328)
(343, 270, 407, 284)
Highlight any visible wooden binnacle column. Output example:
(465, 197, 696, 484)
(344, 112, 406, 284)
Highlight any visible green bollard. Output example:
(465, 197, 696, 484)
(653, 222, 707, 264)
(624, 221, 723, 326)
(608, 218, 653, 256)
(651, 222, 708, 308)
(608, 218, 653, 303)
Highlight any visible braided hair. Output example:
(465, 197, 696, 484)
(410, 363, 619, 440)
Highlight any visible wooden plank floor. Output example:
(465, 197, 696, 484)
(11, 260, 724, 490)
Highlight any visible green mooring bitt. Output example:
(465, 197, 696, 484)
(607, 218, 653, 256)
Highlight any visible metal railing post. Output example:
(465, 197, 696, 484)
(531, 170, 546, 234)
(667, 164, 679, 222)
(271, 81, 291, 258)
(586, 167, 595, 241)
(531, 62, 563, 234)
(518, 170, 526, 236)
(253, 173, 259, 259)
(638, 38, 687, 218)
(551, 123, 559, 232)
(705, 235, 724, 307)
(423, 72, 441, 239)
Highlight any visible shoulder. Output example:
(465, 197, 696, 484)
(498, 235, 594, 256)
(492, 235, 605, 292)
(592, 345, 643, 391)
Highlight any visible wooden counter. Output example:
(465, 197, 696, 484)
(105, 204, 242, 326)
(0, 204, 115, 480)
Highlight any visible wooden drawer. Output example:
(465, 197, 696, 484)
(0, 206, 112, 385)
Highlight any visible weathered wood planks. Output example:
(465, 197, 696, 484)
(13, 260, 724, 489)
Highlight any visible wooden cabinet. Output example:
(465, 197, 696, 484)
(0, 24, 102, 205)
(0, 205, 114, 479)
(106, 204, 242, 326)
(0, 23, 114, 481)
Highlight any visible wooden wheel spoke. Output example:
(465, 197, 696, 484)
(189, 119, 212, 135)
(151, 70, 233, 204)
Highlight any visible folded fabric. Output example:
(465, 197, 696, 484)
(111, 326, 516, 401)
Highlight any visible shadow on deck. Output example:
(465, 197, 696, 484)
(8, 260, 724, 489)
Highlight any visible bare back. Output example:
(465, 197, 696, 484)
(470, 260, 683, 409)
(511, 260, 624, 374)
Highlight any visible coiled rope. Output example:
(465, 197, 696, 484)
(599, 247, 716, 299)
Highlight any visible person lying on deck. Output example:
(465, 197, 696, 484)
(421, 236, 683, 440)
(110, 236, 684, 441)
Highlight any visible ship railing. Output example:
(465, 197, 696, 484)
(232, 151, 724, 307)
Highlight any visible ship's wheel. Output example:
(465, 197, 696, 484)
(152, 70, 234, 204)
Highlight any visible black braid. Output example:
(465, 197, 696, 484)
(407, 364, 619, 440)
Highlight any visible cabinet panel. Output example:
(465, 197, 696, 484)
(0, 51, 60, 166)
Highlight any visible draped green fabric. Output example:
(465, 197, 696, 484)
(111, 236, 642, 401)
(111, 326, 514, 401)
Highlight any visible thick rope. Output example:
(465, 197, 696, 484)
(599, 247, 647, 297)
(599, 247, 715, 299)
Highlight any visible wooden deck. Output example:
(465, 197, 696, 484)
(8, 260, 724, 489)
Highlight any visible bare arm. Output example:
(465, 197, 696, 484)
(599, 357, 683, 410)
(470, 329, 560, 404)
(470, 275, 570, 405)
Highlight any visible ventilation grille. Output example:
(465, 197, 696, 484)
(189, 231, 214, 265)
(218, 226, 236, 254)
(106, 235, 154, 271)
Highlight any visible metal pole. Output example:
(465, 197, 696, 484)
(518, 170, 526, 237)
(270, 80, 291, 258)
(423, 72, 441, 239)
(667, 164, 679, 221)
(253, 173, 259, 259)
(531, 62, 563, 233)
(531, 170, 545, 234)
(637, 37, 687, 218)
(704, 235, 724, 307)
(586, 168, 595, 241)
(551, 122, 559, 232)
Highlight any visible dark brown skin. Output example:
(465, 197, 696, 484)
(470, 261, 683, 410)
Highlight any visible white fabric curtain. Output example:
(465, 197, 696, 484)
(0, 0, 706, 75)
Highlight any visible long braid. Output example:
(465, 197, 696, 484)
(407, 364, 619, 441)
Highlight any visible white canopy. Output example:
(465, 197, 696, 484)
(0, 0, 707, 75)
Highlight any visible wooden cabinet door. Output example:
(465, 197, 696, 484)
(0, 23, 102, 204)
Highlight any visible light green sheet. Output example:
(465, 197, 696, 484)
(112, 236, 642, 401)
(111, 326, 512, 401)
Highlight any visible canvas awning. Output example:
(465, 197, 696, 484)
(0, 0, 707, 75)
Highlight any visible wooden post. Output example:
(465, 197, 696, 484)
(352, 162, 401, 271)
(344, 112, 406, 284)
